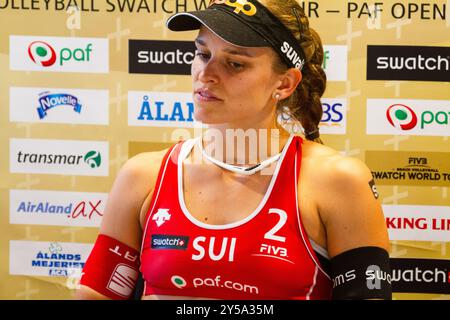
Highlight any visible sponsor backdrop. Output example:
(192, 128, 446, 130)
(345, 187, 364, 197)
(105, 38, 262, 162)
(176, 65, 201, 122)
(0, 0, 448, 300)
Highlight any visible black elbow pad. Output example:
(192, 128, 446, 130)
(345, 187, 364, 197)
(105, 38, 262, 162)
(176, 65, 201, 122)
(331, 246, 392, 300)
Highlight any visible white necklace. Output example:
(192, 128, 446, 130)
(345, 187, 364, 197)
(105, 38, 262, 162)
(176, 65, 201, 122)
(199, 139, 282, 175)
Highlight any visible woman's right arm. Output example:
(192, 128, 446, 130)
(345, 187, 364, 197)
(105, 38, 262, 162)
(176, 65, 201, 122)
(74, 150, 168, 299)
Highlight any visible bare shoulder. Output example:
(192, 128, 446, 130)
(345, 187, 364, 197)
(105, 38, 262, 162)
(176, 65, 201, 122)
(98, 147, 171, 249)
(301, 140, 373, 187)
(301, 140, 388, 257)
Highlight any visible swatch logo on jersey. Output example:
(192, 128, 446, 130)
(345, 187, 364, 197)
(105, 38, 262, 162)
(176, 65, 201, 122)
(10, 35, 109, 73)
(151, 235, 189, 250)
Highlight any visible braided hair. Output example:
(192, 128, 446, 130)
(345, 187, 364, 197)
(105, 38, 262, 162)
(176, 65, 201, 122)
(261, 0, 326, 143)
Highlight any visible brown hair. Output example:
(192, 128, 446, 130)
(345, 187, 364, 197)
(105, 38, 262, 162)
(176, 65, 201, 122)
(260, 0, 326, 143)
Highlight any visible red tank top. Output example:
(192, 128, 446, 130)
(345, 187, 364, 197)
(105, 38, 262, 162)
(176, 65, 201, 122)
(140, 135, 332, 299)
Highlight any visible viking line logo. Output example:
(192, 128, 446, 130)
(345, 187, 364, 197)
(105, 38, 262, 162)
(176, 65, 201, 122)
(386, 104, 418, 131)
(28, 41, 57, 67)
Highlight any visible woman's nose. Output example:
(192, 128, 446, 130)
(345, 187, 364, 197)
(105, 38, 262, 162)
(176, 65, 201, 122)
(196, 58, 220, 84)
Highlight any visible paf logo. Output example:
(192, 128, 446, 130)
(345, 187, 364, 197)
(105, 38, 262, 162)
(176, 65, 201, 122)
(386, 104, 418, 130)
(10, 35, 108, 73)
(28, 41, 57, 67)
(28, 40, 92, 67)
(367, 99, 450, 137)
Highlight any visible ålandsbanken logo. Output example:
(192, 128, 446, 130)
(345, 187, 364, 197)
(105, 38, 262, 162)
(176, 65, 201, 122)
(28, 41, 57, 67)
(387, 104, 417, 130)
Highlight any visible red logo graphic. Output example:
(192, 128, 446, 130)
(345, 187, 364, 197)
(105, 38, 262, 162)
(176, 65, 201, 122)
(386, 104, 418, 130)
(28, 41, 57, 67)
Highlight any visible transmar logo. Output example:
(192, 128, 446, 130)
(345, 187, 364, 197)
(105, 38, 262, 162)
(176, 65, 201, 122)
(386, 104, 418, 130)
(28, 41, 56, 67)
(84, 151, 102, 168)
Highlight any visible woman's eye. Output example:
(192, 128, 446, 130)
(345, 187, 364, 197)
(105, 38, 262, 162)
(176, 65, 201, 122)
(195, 50, 210, 60)
(229, 61, 244, 70)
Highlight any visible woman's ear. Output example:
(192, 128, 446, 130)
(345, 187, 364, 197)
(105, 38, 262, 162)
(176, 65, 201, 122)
(275, 68, 302, 100)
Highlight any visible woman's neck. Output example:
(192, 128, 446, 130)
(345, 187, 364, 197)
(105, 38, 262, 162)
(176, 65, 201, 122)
(200, 121, 291, 166)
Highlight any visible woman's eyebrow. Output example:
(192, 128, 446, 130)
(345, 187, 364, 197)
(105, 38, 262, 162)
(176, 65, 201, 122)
(194, 37, 254, 57)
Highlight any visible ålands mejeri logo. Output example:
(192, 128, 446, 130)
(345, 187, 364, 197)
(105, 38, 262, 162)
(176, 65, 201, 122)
(28, 41, 57, 67)
(386, 104, 418, 131)
(84, 151, 101, 168)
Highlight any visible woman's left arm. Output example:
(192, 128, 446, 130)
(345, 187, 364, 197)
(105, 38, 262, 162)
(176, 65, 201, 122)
(317, 155, 392, 299)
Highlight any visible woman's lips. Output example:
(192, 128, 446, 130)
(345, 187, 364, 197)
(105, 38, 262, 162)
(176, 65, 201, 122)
(194, 89, 222, 102)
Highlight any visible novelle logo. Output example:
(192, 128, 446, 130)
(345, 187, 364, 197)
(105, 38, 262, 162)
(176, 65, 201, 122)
(367, 45, 450, 82)
(386, 104, 417, 130)
(10, 87, 109, 125)
(36, 91, 81, 119)
(129, 40, 196, 75)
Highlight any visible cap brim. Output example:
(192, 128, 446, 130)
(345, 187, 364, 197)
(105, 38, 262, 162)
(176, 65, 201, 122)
(166, 10, 268, 48)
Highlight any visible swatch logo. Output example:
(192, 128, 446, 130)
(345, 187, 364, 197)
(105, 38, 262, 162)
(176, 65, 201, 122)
(367, 45, 450, 82)
(28, 41, 56, 67)
(129, 40, 196, 75)
(386, 104, 418, 131)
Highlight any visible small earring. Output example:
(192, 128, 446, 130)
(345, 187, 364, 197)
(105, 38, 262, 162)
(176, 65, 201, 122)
(274, 93, 280, 101)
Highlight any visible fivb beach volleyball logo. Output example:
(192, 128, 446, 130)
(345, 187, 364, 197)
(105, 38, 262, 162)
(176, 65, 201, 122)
(386, 104, 418, 131)
(28, 41, 57, 67)
(210, 0, 257, 16)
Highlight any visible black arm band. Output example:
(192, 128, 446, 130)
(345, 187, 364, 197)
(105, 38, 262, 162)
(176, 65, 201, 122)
(331, 246, 392, 300)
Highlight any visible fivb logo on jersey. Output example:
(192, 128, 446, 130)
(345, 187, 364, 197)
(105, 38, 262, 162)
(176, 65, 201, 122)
(10, 138, 109, 176)
(128, 91, 201, 128)
(9, 87, 109, 125)
(9, 35, 108, 73)
(366, 99, 450, 136)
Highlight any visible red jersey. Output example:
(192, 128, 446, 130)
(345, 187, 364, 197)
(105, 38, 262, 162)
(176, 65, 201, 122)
(140, 135, 332, 299)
